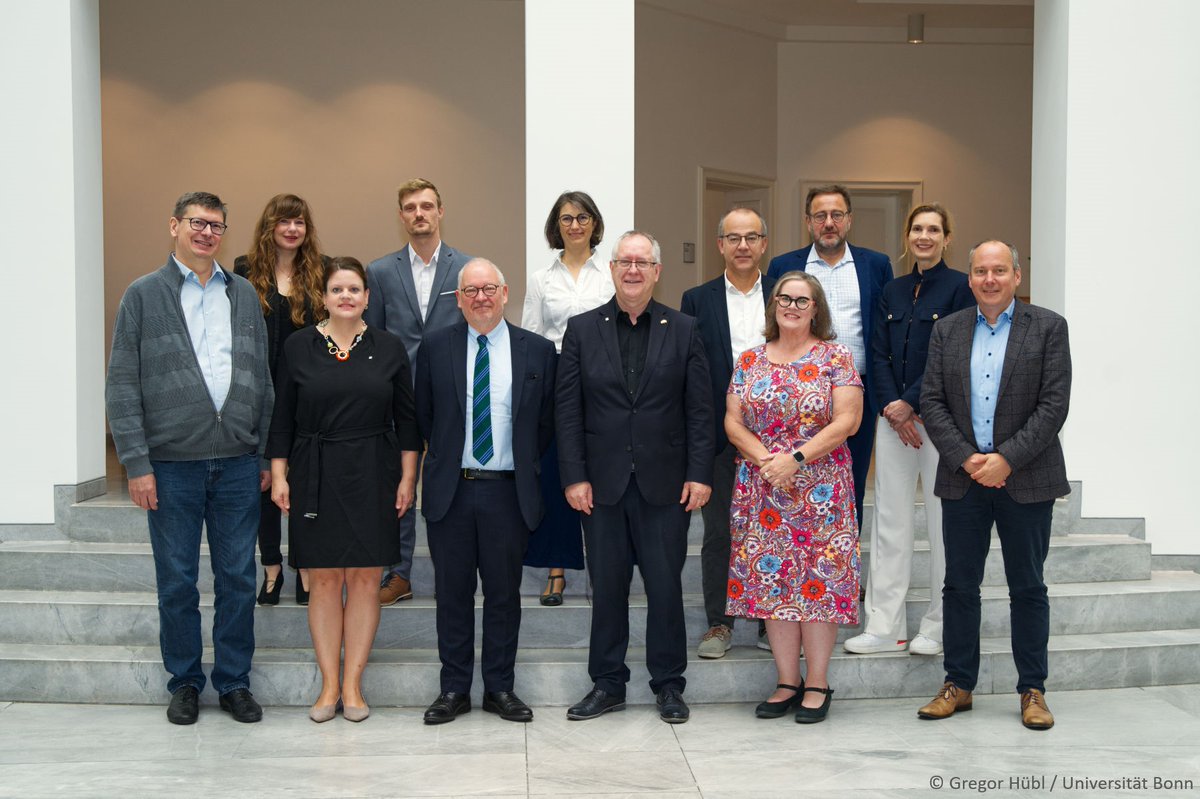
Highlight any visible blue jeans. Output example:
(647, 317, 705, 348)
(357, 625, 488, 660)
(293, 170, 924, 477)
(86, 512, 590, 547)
(941, 483, 1053, 694)
(147, 454, 260, 696)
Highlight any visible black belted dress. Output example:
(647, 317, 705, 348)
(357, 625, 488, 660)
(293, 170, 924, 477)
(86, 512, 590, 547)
(267, 325, 421, 568)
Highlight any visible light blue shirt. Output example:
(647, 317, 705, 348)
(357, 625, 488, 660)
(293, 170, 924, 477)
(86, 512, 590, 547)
(174, 255, 232, 411)
(462, 320, 514, 470)
(969, 300, 1015, 453)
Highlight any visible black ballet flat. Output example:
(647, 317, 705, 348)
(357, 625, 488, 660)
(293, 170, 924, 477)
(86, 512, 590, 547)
(755, 682, 804, 719)
(257, 570, 283, 606)
(795, 686, 834, 724)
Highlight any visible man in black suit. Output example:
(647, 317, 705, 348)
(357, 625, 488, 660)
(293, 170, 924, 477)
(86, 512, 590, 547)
(767, 185, 893, 524)
(916, 241, 1071, 730)
(414, 258, 557, 725)
(557, 230, 715, 724)
(680, 208, 776, 659)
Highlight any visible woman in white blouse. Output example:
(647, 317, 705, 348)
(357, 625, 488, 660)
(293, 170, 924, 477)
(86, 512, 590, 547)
(521, 191, 614, 605)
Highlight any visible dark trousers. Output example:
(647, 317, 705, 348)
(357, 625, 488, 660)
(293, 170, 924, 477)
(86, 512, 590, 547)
(386, 451, 423, 581)
(846, 412, 873, 527)
(426, 476, 530, 694)
(583, 476, 689, 696)
(941, 483, 1053, 694)
(257, 489, 283, 566)
(699, 445, 737, 629)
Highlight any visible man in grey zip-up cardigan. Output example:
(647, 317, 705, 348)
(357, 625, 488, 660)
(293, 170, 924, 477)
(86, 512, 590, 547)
(106, 192, 274, 725)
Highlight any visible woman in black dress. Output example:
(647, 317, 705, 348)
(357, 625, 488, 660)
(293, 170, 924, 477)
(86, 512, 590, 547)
(235, 193, 326, 606)
(269, 257, 421, 722)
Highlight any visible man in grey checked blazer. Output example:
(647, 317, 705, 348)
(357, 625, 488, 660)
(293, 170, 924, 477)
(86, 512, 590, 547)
(915, 240, 1071, 731)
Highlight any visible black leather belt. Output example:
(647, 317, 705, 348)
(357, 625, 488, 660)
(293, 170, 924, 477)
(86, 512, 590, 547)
(461, 468, 515, 480)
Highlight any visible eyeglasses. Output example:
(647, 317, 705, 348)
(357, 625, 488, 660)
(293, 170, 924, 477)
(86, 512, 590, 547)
(721, 233, 764, 246)
(180, 217, 228, 235)
(808, 211, 848, 225)
(775, 294, 813, 309)
(459, 284, 501, 298)
(559, 213, 593, 227)
(613, 259, 658, 271)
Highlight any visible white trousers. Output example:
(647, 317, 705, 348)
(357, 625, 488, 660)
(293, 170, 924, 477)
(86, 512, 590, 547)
(862, 415, 945, 642)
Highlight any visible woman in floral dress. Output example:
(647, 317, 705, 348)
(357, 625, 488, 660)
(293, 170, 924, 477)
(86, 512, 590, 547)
(725, 271, 863, 723)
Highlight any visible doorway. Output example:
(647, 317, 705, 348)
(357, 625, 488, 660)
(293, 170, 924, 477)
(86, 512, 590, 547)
(698, 168, 776, 283)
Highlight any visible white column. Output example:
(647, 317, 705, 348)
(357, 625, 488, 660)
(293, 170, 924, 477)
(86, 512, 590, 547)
(0, 0, 105, 523)
(525, 0, 635, 277)
(1032, 0, 1200, 554)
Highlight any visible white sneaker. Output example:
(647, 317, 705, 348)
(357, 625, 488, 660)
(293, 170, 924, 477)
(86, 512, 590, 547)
(908, 634, 943, 656)
(843, 632, 908, 654)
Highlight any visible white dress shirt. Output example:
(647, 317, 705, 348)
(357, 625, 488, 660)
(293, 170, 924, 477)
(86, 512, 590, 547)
(806, 246, 866, 375)
(462, 320, 514, 470)
(521, 251, 615, 352)
(724, 272, 766, 363)
(408, 242, 443, 321)
(173, 255, 232, 410)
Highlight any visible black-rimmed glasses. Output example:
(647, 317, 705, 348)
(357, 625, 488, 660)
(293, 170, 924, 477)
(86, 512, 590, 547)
(775, 294, 812, 309)
(180, 217, 228, 235)
(459, 284, 501, 298)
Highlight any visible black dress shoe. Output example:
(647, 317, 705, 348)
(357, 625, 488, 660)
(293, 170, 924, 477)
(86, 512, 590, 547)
(656, 686, 690, 724)
(566, 687, 626, 720)
(424, 692, 471, 725)
(795, 686, 834, 724)
(483, 690, 534, 722)
(219, 688, 263, 723)
(755, 682, 804, 719)
(166, 685, 199, 725)
(257, 569, 283, 606)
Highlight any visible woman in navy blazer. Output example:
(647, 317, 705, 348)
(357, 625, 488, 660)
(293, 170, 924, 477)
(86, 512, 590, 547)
(844, 203, 974, 657)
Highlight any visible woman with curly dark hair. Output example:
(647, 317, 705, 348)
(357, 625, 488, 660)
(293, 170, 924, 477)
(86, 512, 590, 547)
(235, 193, 327, 606)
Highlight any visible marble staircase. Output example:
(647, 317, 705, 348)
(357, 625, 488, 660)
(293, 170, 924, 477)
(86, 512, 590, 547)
(0, 488, 1196, 707)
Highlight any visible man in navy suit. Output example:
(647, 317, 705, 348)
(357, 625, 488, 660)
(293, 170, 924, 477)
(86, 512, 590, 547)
(557, 231, 715, 724)
(767, 185, 892, 524)
(681, 208, 776, 659)
(365, 178, 473, 605)
(415, 258, 557, 725)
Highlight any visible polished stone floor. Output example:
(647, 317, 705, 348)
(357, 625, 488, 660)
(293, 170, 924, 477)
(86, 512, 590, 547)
(2, 685, 1199, 798)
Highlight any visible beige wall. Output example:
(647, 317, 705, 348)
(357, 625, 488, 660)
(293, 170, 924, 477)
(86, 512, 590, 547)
(100, 0, 525, 349)
(775, 41, 1033, 281)
(635, 5, 778, 306)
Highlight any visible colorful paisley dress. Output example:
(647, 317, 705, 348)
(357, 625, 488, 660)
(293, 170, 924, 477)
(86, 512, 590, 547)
(725, 341, 862, 623)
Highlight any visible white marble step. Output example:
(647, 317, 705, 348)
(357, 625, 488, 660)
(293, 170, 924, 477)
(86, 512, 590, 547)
(3, 571, 1198, 650)
(3, 627, 1198, 706)
(0, 534, 1152, 598)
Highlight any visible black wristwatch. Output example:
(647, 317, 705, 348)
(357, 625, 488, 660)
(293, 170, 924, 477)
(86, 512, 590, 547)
(793, 450, 805, 464)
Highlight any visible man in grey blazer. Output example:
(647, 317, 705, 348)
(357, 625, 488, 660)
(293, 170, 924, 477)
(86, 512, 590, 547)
(365, 178, 472, 605)
(916, 240, 1071, 731)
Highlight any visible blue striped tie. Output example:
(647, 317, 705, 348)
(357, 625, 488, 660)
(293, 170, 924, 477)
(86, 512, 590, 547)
(471, 334, 494, 464)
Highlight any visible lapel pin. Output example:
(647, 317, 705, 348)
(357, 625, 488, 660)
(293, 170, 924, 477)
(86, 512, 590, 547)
(604, 316, 610, 322)
(660, 318, 668, 325)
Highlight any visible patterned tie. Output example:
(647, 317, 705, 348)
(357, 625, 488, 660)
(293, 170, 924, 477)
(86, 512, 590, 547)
(471, 334, 494, 464)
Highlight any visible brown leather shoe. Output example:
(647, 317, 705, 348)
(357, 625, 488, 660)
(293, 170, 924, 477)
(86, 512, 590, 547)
(917, 682, 973, 720)
(379, 573, 413, 606)
(1020, 688, 1055, 729)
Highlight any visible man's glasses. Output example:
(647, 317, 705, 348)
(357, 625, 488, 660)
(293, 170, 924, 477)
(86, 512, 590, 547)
(613, 259, 658, 271)
(807, 211, 847, 225)
(459, 284, 501, 298)
(775, 294, 813, 309)
(179, 217, 228, 235)
(722, 233, 764, 246)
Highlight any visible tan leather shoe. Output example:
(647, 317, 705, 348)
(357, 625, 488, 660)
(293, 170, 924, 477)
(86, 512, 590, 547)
(917, 682, 973, 719)
(379, 573, 413, 606)
(1020, 688, 1055, 729)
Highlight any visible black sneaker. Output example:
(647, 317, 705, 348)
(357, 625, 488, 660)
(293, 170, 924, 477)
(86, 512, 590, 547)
(219, 688, 263, 723)
(166, 685, 199, 725)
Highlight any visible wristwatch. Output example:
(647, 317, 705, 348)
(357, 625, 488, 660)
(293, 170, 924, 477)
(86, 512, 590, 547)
(793, 450, 805, 464)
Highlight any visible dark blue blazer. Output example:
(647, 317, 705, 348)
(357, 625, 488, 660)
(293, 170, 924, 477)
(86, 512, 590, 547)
(556, 298, 715, 506)
(680, 273, 777, 453)
(767, 243, 892, 414)
(414, 321, 557, 530)
(871, 261, 974, 414)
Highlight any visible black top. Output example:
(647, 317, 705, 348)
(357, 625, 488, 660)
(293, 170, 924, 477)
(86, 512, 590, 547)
(233, 255, 322, 378)
(266, 325, 421, 567)
(616, 308, 651, 396)
(871, 260, 973, 414)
